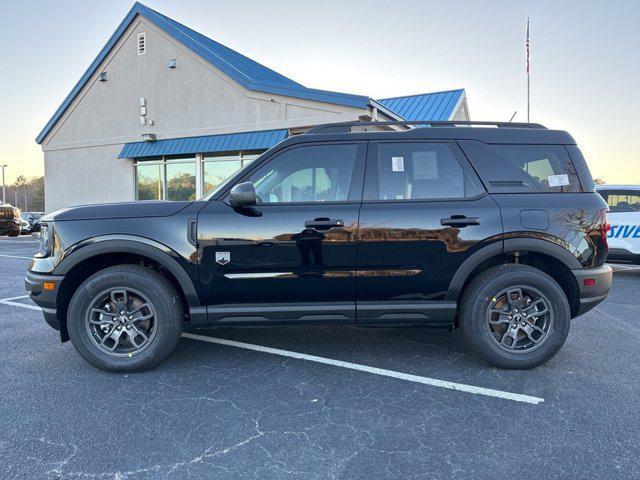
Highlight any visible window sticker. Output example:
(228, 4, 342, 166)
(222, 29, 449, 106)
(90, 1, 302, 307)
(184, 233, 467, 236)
(412, 151, 438, 179)
(547, 174, 570, 187)
(391, 157, 404, 172)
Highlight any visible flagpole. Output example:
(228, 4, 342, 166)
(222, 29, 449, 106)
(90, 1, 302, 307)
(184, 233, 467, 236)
(526, 17, 530, 123)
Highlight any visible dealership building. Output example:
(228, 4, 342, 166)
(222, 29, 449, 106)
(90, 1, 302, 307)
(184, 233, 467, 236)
(37, 2, 469, 213)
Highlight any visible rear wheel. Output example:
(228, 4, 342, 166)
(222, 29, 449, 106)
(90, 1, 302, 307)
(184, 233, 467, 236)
(67, 265, 184, 372)
(459, 264, 570, 369)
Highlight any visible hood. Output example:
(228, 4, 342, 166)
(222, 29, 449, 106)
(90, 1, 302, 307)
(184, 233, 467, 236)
(44, 201, 193, 222)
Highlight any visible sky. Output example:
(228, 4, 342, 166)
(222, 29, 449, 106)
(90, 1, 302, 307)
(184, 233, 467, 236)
(0, 0, 638, 184)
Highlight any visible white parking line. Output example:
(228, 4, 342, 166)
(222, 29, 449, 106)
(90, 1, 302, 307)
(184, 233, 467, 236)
(0, 296, 544, 405)
(0, 295, 41, 311)
(182, 332, 544, 405)
(0, 254, 33, 260)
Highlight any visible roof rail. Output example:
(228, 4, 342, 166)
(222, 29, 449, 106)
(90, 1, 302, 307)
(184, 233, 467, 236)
(305, 120, 547, 135)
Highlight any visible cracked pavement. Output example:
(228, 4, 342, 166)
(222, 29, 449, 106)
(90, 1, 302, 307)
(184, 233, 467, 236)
(1, 236, 639, 479)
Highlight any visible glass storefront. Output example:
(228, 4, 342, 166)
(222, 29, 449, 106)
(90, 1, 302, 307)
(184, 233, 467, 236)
(135, 150, 264, 201)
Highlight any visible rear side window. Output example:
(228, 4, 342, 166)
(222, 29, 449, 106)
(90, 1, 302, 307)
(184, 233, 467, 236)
(601, 191, 640, 213)
(364, 142, 484, 201)
(460, 141, 582, 193)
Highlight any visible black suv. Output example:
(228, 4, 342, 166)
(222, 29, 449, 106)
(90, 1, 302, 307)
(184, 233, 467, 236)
(26, 121, 612, 372)
(1, 203, 21, 237)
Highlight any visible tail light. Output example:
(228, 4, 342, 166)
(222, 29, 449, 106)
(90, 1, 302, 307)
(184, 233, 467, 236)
(599, 208, 610, 251)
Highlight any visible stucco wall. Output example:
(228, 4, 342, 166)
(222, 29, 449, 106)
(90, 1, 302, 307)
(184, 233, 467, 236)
(41, 15, 367, 211)
(44, 144, 133, 213)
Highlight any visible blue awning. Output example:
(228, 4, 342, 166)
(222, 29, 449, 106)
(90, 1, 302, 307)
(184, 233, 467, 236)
(118, 129, 288, 159)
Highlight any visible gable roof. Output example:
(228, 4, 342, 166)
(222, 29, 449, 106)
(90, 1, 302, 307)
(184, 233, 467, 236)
(35, 2, 369, 144)
(36, 2, 468, 145)
(377, 89, 465, 121)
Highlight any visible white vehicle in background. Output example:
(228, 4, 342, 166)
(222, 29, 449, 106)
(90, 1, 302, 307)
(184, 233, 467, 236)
(597, 185, 640, 264)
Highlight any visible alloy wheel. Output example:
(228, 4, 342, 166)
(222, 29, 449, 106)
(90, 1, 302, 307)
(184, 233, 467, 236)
(485, 285, 554, 353)
(85, 287, 157, 357)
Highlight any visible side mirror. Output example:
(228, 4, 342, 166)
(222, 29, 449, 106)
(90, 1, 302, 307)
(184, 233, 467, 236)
(229, 182, 257, 208)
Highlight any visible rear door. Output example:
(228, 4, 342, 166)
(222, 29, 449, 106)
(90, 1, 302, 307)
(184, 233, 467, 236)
(356, 140, 502, 323)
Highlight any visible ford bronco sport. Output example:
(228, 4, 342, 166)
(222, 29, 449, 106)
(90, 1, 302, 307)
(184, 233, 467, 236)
(26, 121, 612, 372)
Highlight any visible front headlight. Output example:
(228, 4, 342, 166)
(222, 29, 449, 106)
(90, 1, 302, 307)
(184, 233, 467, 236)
(36, 222, 53, 257)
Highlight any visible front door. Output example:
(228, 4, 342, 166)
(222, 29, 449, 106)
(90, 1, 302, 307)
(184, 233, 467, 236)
(356, 140, 502, 323)
(197, 141, 366, 324)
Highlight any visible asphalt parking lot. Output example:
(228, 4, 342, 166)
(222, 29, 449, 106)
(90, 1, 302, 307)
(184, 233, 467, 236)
(1, 236, 639, 479)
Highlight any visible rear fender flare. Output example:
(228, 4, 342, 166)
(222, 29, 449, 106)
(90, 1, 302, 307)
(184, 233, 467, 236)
(445, 238, 582, 302)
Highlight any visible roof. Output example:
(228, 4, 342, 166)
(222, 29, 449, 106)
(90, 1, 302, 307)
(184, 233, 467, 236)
(118, 129, 287, 158)
(36, 2, 369, 144)
(36, 2, 468, 146)
(377, 89, 465, 121)
(293, 126, 575, 146)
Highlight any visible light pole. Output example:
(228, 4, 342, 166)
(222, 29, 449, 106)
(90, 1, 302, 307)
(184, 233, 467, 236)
(0, 164, 7, 204)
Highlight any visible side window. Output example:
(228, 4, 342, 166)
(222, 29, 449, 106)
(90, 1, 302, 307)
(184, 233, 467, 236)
(365, 142, 482, 201)
(605, 191, 640, 213)
(247, 144, 359, 204)
(464, 143, 582, 193)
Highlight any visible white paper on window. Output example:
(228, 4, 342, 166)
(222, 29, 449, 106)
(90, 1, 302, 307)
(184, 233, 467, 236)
(547, 174, 570, 187)
(412, 151, 438, 179)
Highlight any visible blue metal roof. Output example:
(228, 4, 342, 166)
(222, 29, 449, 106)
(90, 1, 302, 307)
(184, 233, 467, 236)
(36, 2, 369, 144)
(118, 129, 287, 159)
(376, 89, 465, 121)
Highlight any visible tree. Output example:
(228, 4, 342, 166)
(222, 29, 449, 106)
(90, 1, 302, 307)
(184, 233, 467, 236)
(4, 176, 45, 211)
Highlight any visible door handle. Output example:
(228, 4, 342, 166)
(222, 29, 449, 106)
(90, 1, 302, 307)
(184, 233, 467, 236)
(440, 215, 480, 227)
(187, 218, 197, 246)
(305, 218, 344, 230)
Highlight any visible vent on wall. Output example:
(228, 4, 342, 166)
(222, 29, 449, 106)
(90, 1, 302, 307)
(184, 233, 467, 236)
(137, 33, 146, 55)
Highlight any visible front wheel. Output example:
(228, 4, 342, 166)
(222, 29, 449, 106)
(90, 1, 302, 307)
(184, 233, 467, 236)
(459, 264, 571, 369)
(67, 265, 184, 372)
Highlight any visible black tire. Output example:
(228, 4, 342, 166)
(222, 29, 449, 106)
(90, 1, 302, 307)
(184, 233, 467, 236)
(67, 265, 184, 372)
(7, 231, 19, 237)
(459, 264, 570, 369)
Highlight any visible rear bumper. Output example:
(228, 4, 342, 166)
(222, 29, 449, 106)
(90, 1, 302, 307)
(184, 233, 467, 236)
(25, 270, 64, 332)
(571, 264, 613, 317)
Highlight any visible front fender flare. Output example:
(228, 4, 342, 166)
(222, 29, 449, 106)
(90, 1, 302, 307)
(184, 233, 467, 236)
(54, 235, 200, 307)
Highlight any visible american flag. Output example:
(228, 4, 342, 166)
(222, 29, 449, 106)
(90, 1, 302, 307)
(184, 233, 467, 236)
(526, 18, 530, 75)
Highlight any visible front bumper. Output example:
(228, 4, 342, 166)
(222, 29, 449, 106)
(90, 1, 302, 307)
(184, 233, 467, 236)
(571, 264, 613, 317)
(25, 270, 65, 332)
(607, 248, 640, 264)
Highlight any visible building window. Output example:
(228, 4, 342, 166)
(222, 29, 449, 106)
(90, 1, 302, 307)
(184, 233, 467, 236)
(165, 156, 197, 201)
(202, 150, 263, 194)
(203, 155, 241, 193)
(135, 150, 265, 201)
(135, 159, 163, 200)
